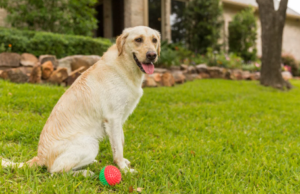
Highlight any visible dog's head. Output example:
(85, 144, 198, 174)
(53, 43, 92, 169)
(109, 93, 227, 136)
(116, 26, 161, 74)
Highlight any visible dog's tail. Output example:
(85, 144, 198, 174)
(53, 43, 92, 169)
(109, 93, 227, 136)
(1, 156, 42, 168)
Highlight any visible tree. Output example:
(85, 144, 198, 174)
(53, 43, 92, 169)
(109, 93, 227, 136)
(182, 0, 223, 54)
(0, 0, 97, 37)
(256, 0, 291, 89)
(229, 7, 257, 62)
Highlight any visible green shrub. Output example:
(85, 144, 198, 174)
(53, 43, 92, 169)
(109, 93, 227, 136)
(229, 7, 257, 62)
(242, 63, 261, 72)
(0, 28, 112, 58)
(0, 0, 97, 36)
(182, 0, 223, 54)
(157, 42, 207, 67)
(281, 54, 299, 76)
(206, 48, 243, 69)
(157, 42, 180, 67)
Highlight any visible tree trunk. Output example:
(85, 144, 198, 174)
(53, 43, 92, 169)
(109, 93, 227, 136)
(256, 0, 292, 90)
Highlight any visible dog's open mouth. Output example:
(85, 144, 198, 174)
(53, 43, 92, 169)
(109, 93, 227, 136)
(133, 53, 155, 74)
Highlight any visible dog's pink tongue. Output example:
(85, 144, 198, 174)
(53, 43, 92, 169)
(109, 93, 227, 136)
(142, 63, 155, 74)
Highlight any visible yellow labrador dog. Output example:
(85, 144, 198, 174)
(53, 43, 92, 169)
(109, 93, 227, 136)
(2, 26, 160, 175)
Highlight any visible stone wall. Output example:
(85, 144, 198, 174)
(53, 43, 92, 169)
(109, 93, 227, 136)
(0, 8, 7, 27)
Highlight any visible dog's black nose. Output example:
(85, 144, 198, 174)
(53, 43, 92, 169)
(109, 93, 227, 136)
(146, 51, 157, 61)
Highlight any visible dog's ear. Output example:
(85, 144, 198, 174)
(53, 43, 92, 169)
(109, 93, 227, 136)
(116, 28, 131, 56)
(155, 31, 161, 56)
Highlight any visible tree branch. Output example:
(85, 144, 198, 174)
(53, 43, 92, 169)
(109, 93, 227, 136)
(256, 0, 274, 8)
(278, 0, 289, 15)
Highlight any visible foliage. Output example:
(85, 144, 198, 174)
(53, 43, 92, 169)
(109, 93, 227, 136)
(182, 0, 223, 54)
(206, 48, 244, 69)
(0, 0, 97, 36)
(281, 54, 299, 76)
(157, 42, 181, 67)
(157, 42, 208, 67)
(2, 80, 300, 192)
(241, 63, 261, 72)
(0, 27, 112, 58)
(171, 1, 186, 43)
(229, 7, 257, 62)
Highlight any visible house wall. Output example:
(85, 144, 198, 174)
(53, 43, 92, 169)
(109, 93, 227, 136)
(223, 3, 300, 61)
(282, 18, 300, 60)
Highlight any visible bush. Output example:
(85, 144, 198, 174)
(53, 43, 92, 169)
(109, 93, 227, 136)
(157, 42, 181, 67)
(0, 28, 112, 58)
(182, 0, 223, 54)
(206, 48, 243, 69)
(281, 54, 299, 76)
(242, 63, 261, 72)
(229, 7, 257, 62)
(0, 0, 97, 36)
(157, 42, 208, 67)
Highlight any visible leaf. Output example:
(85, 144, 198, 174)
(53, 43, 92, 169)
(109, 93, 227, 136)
(136, 187, 143, 192)
(191, 150, 195, 156)
(129, 186, 134, 193)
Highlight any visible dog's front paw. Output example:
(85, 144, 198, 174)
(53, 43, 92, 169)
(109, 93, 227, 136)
(122, 167, 137, 174)
(123, 158, 131, 166)
(116, 158, 137, 174)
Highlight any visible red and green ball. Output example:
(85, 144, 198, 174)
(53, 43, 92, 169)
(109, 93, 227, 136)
(99, 165, 122, 186)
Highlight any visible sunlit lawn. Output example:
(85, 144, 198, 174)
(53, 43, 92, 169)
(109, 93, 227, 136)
(1, 79, 300, 193)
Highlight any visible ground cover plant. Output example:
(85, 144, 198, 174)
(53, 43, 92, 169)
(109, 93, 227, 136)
(1, 79, 300, 193)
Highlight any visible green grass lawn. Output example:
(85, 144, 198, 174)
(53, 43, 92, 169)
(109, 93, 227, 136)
(1, 79, 300, 193)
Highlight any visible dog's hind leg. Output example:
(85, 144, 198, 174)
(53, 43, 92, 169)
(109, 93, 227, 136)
(49, 137, 99, 175)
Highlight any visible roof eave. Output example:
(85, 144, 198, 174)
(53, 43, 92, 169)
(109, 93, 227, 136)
(222, 0, 300, 20)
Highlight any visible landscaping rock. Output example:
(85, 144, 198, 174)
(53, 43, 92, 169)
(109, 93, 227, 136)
(48, 68, 68, 85)
(39, 55, 58, 68)
(0, 67, 31, 83)
(20, 53, 38, 67)
(58, 55, 101, 74)
(180, 64, 188, 71)
(154, 68, 167, 74)
(64, 66, 85, 86)
(185, 73, 201, 81)
(207, 67, 224, 78)
(224, 70, 234, 80)
(41, 61, 54, 80)
(232, 69, 243, 80)
(282, 71, 293, 80)
(0, 52, 21, 67)
(242, 71, 251, 80)
(143, 74, 158, 87)
(169, 66, 180, 71)
(171, 71, 186, 84)
(161, 72, 175, 87)
(152, 73, 162, 83)
(199, 72, 210, 79)
(196, 64, 208, 73)
(29, 64, 42, 84)
(71, 58, 91, 72)
(250, 72, 260, 80)
(187, 66, 197, 74)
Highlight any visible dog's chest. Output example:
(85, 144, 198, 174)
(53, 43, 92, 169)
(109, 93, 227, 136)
(122, 87, 143, 119)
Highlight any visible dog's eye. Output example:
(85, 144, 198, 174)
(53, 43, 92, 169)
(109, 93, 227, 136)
(135, 38, 143, 43)
(153, 38, 157, 43)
